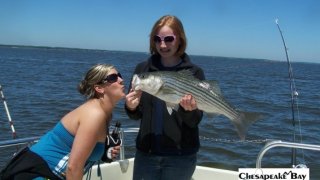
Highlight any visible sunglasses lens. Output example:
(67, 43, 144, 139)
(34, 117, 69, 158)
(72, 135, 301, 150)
(164, 36, 175, 42)
(153, 36, 162, 43)
(117, 73, 122, 79)
(107, 74, 118, 83)
(154, 35, 175, 43)
(104, 73, 121, 83)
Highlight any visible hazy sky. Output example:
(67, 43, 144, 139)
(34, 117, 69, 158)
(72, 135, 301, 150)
(0, 0, 319, 63)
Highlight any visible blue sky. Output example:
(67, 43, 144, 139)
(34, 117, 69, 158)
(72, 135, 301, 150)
(0, 0, 319, 63)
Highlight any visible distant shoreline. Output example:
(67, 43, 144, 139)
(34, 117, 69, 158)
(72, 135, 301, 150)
(0, 44, 142, 54)
(0, 44, 317, 64)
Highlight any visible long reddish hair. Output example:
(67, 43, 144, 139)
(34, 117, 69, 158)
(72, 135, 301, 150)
(149, 15, 187, 57)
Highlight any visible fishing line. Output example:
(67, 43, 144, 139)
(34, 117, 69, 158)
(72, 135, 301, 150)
(275, 18, 305, 167)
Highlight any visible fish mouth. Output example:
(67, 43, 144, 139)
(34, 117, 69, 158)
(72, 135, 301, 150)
(131, 74, 141, 90)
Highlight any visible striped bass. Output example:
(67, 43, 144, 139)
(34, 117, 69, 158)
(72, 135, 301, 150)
(131, 70, 260, 140)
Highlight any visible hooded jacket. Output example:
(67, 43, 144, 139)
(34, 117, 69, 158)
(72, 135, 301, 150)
(125, 53, 205, 155)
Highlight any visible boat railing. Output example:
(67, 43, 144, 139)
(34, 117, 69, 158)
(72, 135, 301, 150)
(256, 140, 320, 168)
(0, 127, 140, 149)
(0, 136, 39, 148)
(118, 128, 129, 173)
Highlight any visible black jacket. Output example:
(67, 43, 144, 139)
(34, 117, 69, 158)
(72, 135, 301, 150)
(125, 53, 205, 155)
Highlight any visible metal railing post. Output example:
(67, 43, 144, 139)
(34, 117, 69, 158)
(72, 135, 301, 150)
(256, 140, 320, 168)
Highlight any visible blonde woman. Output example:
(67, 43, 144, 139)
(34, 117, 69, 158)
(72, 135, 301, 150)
(1, 64, 125, 180)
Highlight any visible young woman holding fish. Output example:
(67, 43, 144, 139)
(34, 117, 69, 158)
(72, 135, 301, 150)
(125, 15, 205, 180)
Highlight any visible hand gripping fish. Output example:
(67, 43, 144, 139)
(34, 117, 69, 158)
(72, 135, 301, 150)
(131, 70, 260, 140)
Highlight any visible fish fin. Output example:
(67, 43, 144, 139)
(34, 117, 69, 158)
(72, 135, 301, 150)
(158, 87, 182, 102)
(232, 111, 261, 140)
(198, 80, 222, 95)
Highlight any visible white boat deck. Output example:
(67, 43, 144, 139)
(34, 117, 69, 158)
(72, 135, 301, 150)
(83, 158, 238, 180)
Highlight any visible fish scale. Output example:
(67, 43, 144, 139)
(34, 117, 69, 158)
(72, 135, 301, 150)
(160, 72, 239, 120)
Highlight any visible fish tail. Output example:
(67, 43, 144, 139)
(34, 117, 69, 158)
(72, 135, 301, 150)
(233, 111, 261, 140)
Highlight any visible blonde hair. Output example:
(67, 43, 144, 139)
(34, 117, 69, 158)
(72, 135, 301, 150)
(149, 15, 187, 57)
(78, 64, 114, 99)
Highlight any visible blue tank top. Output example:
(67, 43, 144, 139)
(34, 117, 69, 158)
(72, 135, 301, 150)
(30, 121, 104, 179)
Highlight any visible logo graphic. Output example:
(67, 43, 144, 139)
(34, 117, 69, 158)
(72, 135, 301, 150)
(238, 168, 309, 180)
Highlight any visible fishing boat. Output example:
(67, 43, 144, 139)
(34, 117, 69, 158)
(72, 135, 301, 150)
(1, 20, 319, 180)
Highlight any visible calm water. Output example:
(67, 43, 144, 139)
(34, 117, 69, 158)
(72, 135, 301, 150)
(0, 45, 319, 179)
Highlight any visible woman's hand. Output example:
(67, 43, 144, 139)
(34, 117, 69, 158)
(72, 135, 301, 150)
(110, 145, 120, 159)
(179, 94, 197, 111)
(125, 89, 142, 111)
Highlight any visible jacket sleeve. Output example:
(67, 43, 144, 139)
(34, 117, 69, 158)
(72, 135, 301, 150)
(176, 67, 205, 128)
(125, 104, 142, 120)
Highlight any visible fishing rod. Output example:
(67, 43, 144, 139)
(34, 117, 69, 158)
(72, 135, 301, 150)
(275, 19, 299, 167)
(0, 84, 17, 139)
